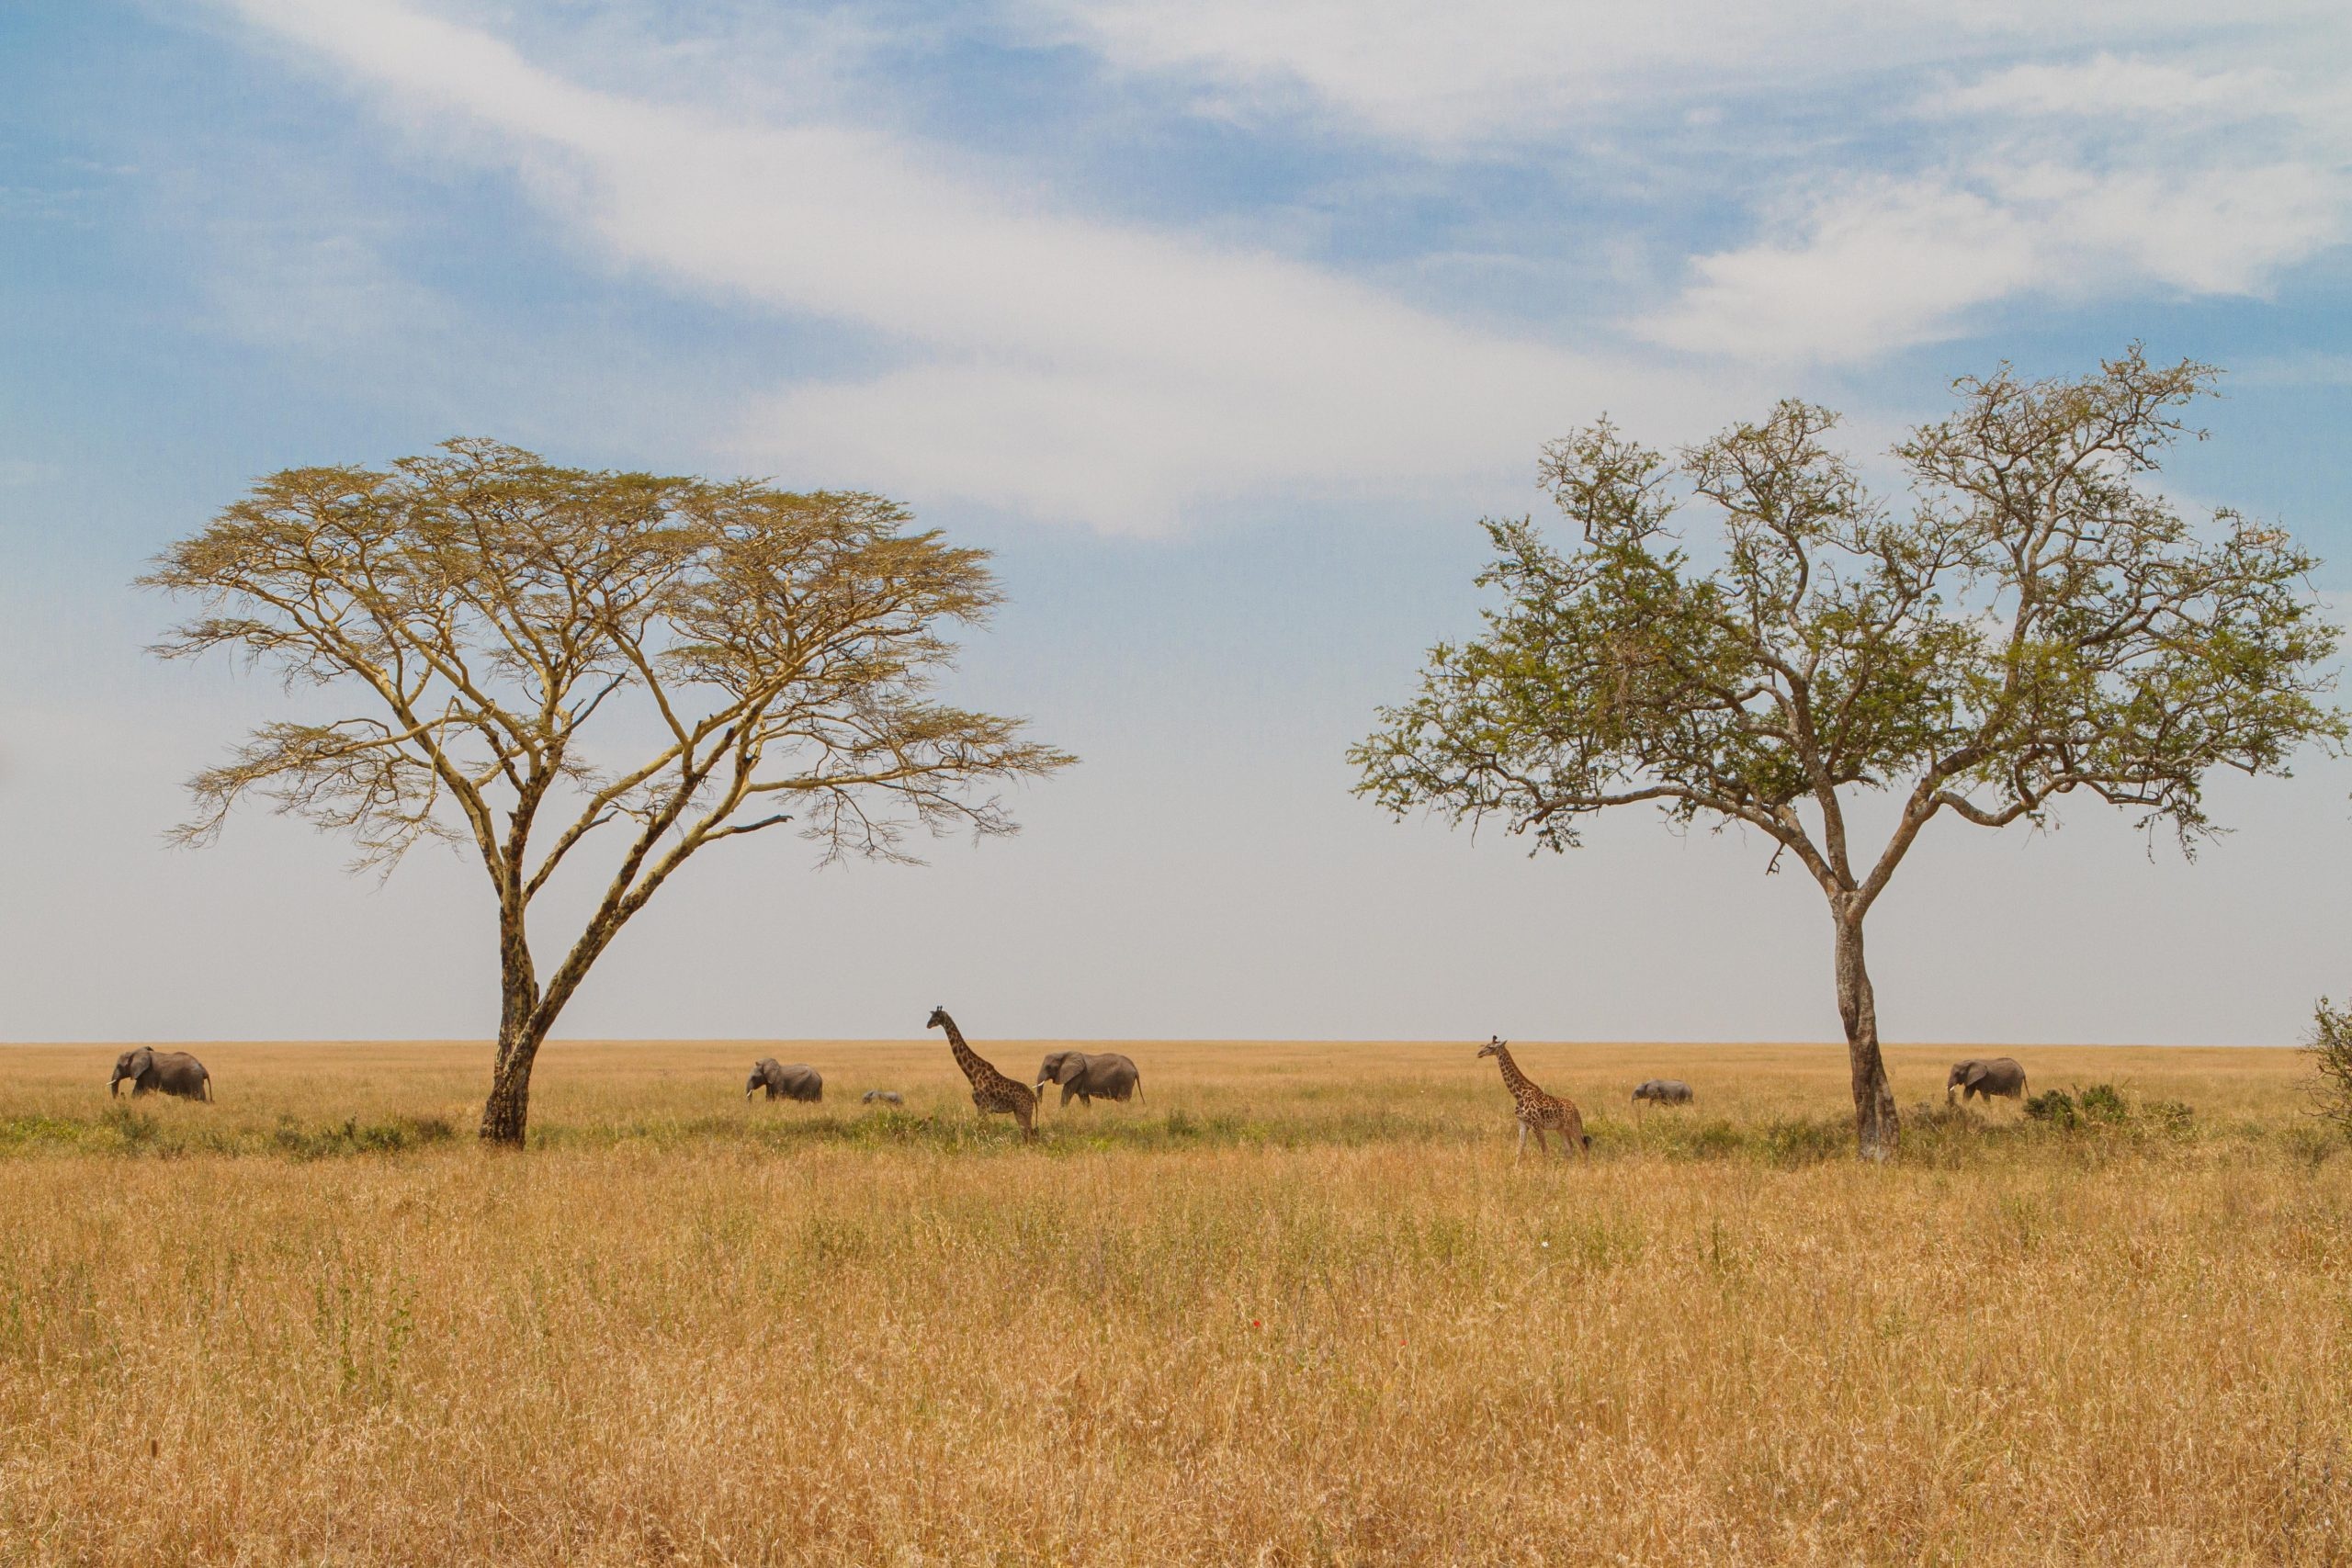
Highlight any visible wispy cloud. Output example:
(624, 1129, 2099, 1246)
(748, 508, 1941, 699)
(1643, 159, 2344, 362)
(220, 0, 1726, 531)
(1642, 53, 2352, 363)
(1928, 53, 2290, 121)
(1012, 0, 2342, 147)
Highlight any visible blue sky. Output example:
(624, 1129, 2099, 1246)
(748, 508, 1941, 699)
(5, 0, 2351, 1045)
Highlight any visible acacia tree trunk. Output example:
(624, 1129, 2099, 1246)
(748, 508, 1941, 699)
(481, 1021, 547, 1148)
(479, 896, 631, 1147)
(1833, 906, 1900, 1161)
(480, 897, 545, 1148)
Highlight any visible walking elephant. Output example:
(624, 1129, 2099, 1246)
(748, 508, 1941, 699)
(745, 1059, 822, 1102)
(1947, 1057, 2027, 1104)
(1631, 1078, 1693, 1106)
(109, 1048, 212, 1101)
(1033, 1050, 1143, 1108)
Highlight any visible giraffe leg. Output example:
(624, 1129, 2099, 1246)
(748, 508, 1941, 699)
(1516, 1122, 1529, 1160)
(1531, 1123, 1547, 1158)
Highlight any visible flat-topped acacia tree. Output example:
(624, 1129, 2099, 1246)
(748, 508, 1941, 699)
(147, 440, 1073, 1146)
(1352, 350, 2343, 1159)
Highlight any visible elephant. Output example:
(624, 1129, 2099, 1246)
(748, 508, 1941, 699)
(862, 1089, 903, 1105)
(1033, 1050, 1144, 1109)
(1631, 1078, 1693, 1106)
(745, 1058, 822, 1102)
(109, 1048, 212, 1101)
(1947, 1057, 2027, 1104)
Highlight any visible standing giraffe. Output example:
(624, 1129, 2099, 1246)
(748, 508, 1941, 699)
(927, 1007, 1038, 1141)
(1477, 1036, 1589, 1161)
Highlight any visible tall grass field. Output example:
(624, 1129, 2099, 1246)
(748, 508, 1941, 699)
(3, 1039, 2346, 1564)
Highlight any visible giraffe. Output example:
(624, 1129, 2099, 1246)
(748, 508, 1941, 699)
(927, 1007, 1038, 1141)
(1477, 1036, 1589, 1161)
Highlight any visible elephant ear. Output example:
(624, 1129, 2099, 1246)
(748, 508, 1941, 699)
(1965, 1064, 1991, 1088)
(1056, 1053, 1090, 1086)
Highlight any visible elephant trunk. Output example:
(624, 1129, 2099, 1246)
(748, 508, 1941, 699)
(108, 1072, 122, 1098)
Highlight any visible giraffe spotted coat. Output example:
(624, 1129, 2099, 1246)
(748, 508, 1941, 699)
(1477, 1036, 1589, 1161)
(928, 1007, 1038, 1141)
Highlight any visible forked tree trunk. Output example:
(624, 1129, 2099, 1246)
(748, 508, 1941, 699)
(1833, 909, 1900, 1161)
(480, 905, 548, 1148)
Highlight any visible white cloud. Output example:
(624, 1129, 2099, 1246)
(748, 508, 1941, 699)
(1014, 0, 2344, 147)
(1645, 158, 2346, 362)
(1643, 180, 2040, 362)
(1644, 51, 2352, 363)
(1931, 53, 2288, 121)
(219, 0, 1729, 530)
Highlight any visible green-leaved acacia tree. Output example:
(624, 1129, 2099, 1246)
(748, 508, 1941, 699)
(1352, 350, 2343, 1158)
(147, 441, 1073, 1146)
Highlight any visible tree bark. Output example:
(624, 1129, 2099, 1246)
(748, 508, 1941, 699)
(479, 901, 545, 1147)
(1833, 908, 1900, 1161)
(480, 1027, 542, 1148)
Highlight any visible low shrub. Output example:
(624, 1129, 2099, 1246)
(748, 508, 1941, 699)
(2023, 1083, 2191, 1140)
(2076, 1082, 2130, 1122)
(2308, 996, 2352, 1139)
(2024, 1088, 2078, 1128)
(270, 1114, 460, 1161)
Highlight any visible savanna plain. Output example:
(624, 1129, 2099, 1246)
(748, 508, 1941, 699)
(2, 1039, 2347, 1566)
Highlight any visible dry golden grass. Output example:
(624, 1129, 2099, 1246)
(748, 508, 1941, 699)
(3, 1038, 2347, 1565)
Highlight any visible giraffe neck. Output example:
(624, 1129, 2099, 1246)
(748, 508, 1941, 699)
(1492, 1045, 1535, 1098)
(938, 1013, 989, 1083)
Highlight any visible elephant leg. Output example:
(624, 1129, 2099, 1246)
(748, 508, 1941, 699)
(1061, 1085, 1075, 1108)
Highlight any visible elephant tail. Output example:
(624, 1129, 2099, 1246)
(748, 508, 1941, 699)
(1134, 1075, 1145, 1105)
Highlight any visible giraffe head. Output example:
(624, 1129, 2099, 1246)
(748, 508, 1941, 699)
(1477, 1036, 1506, 1059)
(926, 1006, 950, 1031)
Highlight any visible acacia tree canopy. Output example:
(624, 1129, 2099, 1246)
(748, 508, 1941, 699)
(147, 439, 1073, 1145)
(1352, 349, 2344, 1158)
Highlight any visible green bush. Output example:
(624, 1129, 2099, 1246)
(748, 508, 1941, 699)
(2076, 1083, 2130, 1122)
(2021, 1083, 2191, 1139)
(2310, 997, 2352, 1140)
(2024, 1088, 2078, 1128)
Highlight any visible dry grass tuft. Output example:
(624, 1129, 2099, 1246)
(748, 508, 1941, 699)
(2, 1040, 2346, 1564)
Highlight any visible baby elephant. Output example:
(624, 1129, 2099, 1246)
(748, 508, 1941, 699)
(109, 1047, 212, 1101)
(1631, 1078, 1693, 1106)
(1947, 1057, 2027, 1104)
(861, 1089, 903, 1105)
(745, 1058, 822, 1102)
